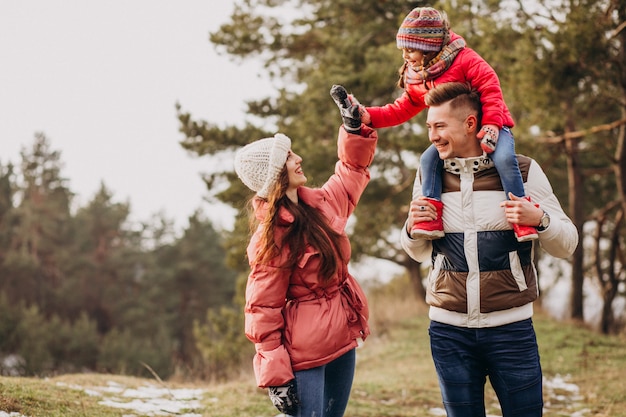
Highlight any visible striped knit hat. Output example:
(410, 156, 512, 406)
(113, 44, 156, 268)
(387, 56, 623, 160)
(234, 133, 291, 198)
(396, 7, 447, 52)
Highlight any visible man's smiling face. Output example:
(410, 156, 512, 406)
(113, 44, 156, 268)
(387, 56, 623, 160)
(426, 100, 482, 159)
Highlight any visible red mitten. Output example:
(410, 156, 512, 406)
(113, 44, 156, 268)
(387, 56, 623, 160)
(477, 125, 499, 154)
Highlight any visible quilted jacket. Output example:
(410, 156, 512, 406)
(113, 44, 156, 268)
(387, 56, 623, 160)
(244, 125, 377, 388)
(367, 31, 515, 130)
(400, 154, 578, 328)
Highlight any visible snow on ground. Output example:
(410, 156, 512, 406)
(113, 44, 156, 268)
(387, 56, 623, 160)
(56, 380, 209, 417)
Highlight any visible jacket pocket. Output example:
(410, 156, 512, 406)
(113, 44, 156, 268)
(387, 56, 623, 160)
(429, 254, 445, 292)
(508, 251, 528, 291)
(297, 249, 319, 269)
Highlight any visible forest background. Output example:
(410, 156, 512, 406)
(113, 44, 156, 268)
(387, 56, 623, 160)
(1, 0, 625, 382)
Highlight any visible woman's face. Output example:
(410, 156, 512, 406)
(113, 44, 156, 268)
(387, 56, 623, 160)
(402, 48, 424, 68)
(286, 150, 306, 192)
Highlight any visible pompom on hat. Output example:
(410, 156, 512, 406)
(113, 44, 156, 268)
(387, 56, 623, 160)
(234, 133, 292, 198)
(396, 7, 448, 52)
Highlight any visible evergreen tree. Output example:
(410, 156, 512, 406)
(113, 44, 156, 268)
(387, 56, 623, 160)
(61, 182, 138, 333)
(153, 212, 237, 372)
(1, 134, 73, 314)
(0, 162, 16, 270)
(475, 0, 626, 328)
(178, 0, 430, 298)
(178, 0, 626, 329)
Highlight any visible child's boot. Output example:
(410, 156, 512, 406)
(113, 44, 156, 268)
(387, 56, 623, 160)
(410, 198, 444, 240)
(513, 224, 539, 242)
(512, 196, 539, 242)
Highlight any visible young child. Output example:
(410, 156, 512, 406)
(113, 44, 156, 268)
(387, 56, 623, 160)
(357, 6, 537, 242)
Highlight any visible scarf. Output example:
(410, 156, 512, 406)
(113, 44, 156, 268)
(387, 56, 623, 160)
(405, 38, 466, 84)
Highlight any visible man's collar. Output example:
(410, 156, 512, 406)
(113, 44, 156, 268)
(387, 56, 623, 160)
(443, 154, 494, 175)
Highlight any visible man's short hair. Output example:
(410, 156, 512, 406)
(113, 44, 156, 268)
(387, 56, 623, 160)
(424, 82, 482, 121)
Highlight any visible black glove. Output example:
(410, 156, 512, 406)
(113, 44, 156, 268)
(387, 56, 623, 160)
(330, 84, 361, 133)
(268, 379, 299, 416)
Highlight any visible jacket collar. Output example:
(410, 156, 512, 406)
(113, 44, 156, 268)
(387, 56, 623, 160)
(443, 154, 494, 175)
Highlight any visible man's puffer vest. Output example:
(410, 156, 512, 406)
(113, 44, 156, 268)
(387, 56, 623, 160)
(426, 155, 538, 327)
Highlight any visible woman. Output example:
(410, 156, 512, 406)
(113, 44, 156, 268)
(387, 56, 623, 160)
(233, 87, 376, 417)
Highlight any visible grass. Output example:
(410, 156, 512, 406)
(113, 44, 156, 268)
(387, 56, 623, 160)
(1, 292, 625, 417)
(0, 375, 121, 417)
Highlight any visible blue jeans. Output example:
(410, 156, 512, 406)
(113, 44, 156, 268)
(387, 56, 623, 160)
(429, 319, 543, 417)
(293, 348, 355, 417)
(420, 127, 525, 200)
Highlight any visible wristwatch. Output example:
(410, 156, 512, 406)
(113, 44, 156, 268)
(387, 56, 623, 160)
(537, 210, 550, 231)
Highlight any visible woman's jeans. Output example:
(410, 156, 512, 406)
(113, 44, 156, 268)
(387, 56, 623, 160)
(429, 319, 543, 417)
(293, 348, 356, 417)
(420, 127, 525, 200)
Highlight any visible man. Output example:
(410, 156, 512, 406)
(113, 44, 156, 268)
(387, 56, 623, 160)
(400, 82, 578, 417)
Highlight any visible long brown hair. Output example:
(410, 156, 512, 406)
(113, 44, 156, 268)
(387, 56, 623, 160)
(249, 167, 346, 284)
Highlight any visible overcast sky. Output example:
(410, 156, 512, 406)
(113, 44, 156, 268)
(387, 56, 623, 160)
(1, 0, 273, 232)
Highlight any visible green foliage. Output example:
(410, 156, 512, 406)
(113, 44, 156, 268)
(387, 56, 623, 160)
(193, 305, 253, 381)
(97, 326, 174, 378)
(1, 0, 625, 383)
(179, 0, 626, 328)
(0, 294, 19, 354)
(41, 313, 99, 373)
(0, 135, 240, 379)
(180, 0, 435, 294)
(472, 0, 623, 210)
(0, 300, 101, 376)
(193, 272, 252, 381)
(14, 305, 54, 375)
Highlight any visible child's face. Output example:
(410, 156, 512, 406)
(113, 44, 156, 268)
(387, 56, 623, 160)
(402, 48, 425, 68)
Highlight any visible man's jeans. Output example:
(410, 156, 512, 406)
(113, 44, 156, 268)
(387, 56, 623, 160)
(293, 348, 355, 417)
(429, 319, 543, 417)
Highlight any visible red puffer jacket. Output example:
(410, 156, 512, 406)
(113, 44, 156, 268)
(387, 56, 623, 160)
(367, 31, 515, 130)
(244, 125, 377, 388)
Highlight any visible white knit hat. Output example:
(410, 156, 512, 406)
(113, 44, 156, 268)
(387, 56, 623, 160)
(234, 133, 292, 198)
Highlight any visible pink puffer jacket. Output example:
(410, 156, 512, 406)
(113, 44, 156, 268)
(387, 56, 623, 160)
(244, 125, 377, 388)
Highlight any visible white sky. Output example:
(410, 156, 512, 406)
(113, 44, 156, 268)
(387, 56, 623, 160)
(0, 0, 273, 232)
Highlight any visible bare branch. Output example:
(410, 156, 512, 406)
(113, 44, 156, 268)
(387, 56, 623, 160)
(611, 20, 626, 38)
(537, 118, 626, 143)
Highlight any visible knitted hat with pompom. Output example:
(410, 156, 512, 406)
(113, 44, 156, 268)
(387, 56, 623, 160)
(396, 7, 447, 52)
(234, 133, 292, 198)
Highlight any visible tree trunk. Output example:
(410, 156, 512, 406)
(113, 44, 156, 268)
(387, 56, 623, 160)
(564, 104, 585, 320)
(405, 257, 427, 303)
(600, 209, 622, 334)
(600, 109, 626, 334)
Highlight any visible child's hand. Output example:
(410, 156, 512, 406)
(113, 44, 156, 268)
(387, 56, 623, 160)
(477, 124, 499, 154)
(357, 105, 371, 125)
(347, 94, 371, 125)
